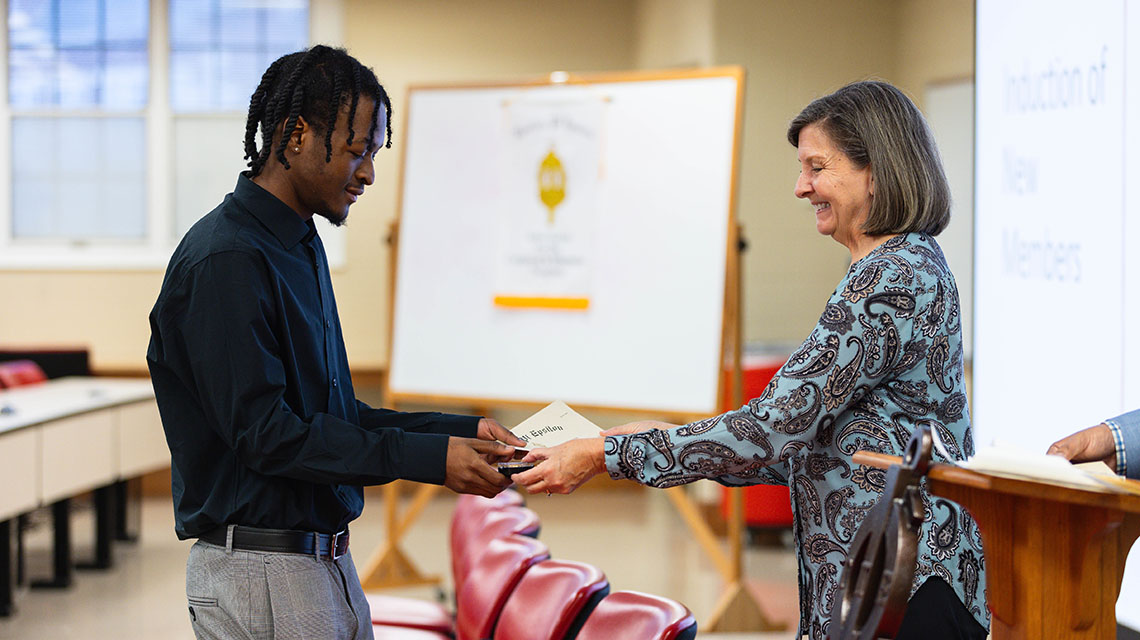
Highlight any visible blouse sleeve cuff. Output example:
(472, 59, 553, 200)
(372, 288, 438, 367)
(604, 434, 632, 480)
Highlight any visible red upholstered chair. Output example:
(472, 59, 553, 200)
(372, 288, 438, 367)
(367, 503, 540, 633)
(493, 559, 610, 640)
(450, 491, 525, 576)
(454, 535, 550, 640)
(575, 591, 697, 640)
(454, 490, 526, 526)
(366, 595, 458, 636)
(0, 359, 47, 388)
(371, 624, 452, 640)
(452, 507, 540, 593)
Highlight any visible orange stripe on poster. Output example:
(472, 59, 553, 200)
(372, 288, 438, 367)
(493, 296, 590, 310)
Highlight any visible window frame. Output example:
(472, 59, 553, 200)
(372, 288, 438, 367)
(0, 0, 344, 270)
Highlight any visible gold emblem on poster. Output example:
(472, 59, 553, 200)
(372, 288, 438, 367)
(538, 149, 566, 224)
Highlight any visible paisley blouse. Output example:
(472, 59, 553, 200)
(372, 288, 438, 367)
(605, 233, 988, 638)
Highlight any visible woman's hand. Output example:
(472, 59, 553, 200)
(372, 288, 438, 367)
(601, 420, 678, 436)
(513, 437, 606, 494)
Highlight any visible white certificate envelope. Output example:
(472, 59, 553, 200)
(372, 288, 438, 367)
(511, 401, 601, 450)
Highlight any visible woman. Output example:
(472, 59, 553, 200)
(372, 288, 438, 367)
(513, 81, 988, 639)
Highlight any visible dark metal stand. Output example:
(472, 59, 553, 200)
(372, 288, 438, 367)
(829, 427, 931, 640)
(114, 479, 141, 542)
(30, 499, 71, 589)
(77, 486, 115, 570)
(15, 514, 26, 587)
(0, 519, 13, 617)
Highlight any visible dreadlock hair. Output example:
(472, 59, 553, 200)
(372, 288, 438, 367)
(243, 45, 393, 176)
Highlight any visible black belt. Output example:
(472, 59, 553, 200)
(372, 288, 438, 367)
(199, 525, 349, 560)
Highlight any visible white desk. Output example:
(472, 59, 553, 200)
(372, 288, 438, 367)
(0, 377, 166, 613)
(0, 377, 165, 517)
(0, 376, 156, 432)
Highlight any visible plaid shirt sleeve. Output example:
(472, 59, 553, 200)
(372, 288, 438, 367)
(1105, 408, 1140, 479)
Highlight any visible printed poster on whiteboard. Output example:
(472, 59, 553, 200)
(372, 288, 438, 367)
(494, 96, 606, 311)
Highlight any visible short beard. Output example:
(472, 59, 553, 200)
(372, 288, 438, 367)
(319, 210, 349, 228)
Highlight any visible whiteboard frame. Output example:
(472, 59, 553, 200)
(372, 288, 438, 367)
(384, 66, 746, 421)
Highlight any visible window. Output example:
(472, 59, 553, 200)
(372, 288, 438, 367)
(170, 0, 308, 112)
(168, 0, 309, 240)
(13, 117, 147, 240)
(9, 0, 149, 110)
(0, 0, 344, 268)
(8, 0, 149, 242)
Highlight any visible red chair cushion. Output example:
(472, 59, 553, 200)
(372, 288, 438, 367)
(371, 623, 452, 640)
(370, 492, 533, 633)
(367, 593, 453, 633)
(452, 506, 540, 591)
(451, 491, 525, 551)
(493, 559, 609, 640)
(575, 591, 697, 640)
(0, 359, 47, 388)
(454, 535, 550, 640)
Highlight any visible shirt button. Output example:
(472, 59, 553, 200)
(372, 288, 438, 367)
(325, 319, 331, 328)
(331, 378, 338, 388)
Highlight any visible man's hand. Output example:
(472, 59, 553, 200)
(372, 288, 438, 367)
(513, 437, 606, 495)
(601, 420, 678, 437)
(477, 417, 528, 449)
(444, 437, 514, 498)
(1046, 423, 1118, 472)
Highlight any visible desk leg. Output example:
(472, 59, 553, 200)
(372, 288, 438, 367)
(31, 499, 71, 589)
(114, 479, 141, 543)
(77, 485, 115, 570)
(15, 514, 26, 586)
(0, 519, 13, 617)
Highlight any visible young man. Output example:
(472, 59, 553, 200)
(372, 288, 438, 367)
(147, 46, 523, 639)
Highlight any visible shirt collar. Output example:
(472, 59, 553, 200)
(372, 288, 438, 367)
(233, 173, 317, 249)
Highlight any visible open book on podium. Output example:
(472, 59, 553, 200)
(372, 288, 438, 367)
(496, 401, 602, 476)
(955, 445, 1140, 496)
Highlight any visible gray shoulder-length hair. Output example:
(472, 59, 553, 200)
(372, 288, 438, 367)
(787, 80, 951, 236)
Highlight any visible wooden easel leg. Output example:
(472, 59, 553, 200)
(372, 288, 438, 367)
(664, 486, 785, 632)
(359, 544, 441, 591)
(659, 223, 785, 633)
(358, 483, 441, 591)
(664, 487, 734, 579)
(705, 580, 784, 632)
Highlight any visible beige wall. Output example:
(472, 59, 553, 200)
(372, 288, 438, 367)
(634, 0, 715, 68)
(0, 0, 975, 372)
(0, 270, 162, 370)
(714, 0, 901, 345)
(895, 0, 975, 109)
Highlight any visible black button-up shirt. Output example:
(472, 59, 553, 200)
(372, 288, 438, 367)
(147, 174, 477, 539)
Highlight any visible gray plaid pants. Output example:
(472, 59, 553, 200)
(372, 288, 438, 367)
(186, 539, 374, 640)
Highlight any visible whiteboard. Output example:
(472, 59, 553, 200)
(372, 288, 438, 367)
(387, 69, 743, 415)
(975, 0, 1139, 630)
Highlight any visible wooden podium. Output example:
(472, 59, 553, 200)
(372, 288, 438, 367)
(856, 451, 1140, 640)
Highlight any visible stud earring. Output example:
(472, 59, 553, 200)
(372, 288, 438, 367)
(293, 146, 300, 152)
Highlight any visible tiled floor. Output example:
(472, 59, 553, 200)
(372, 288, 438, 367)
(0, 487, 801, 639)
